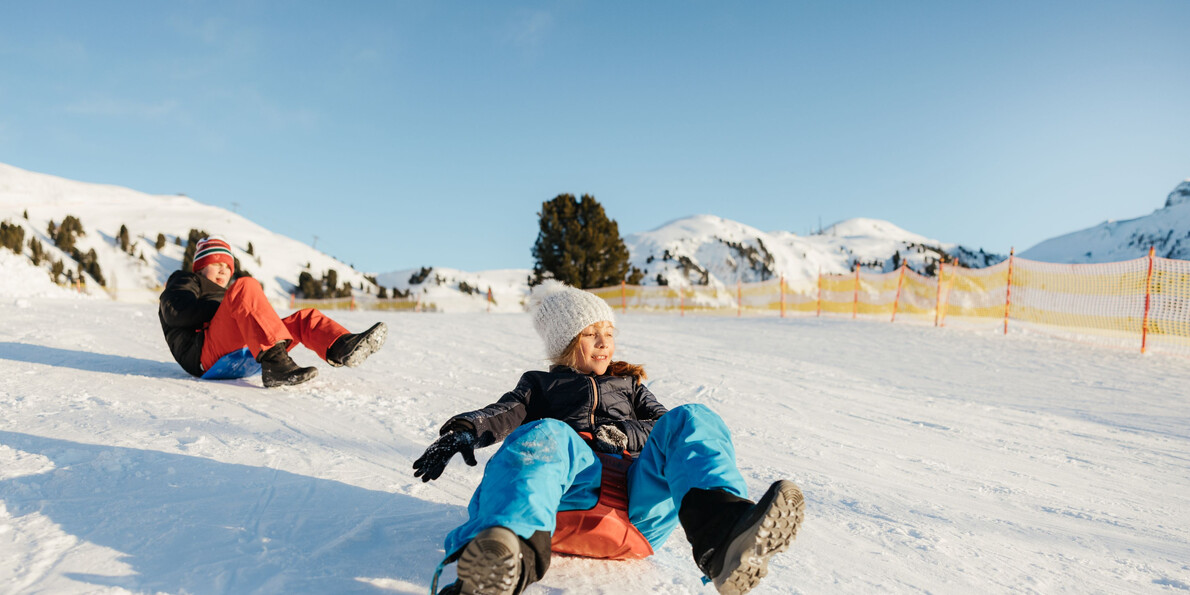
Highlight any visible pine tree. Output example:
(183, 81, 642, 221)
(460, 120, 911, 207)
(531, 194, 632, 289)
(155, 233, 167, 251)
(182, 229, 211, 272)
(118, 224, 131, 253)
(29, 238, 44, 265)
(1, 221, 24, 253)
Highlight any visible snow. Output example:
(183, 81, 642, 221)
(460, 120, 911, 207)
(1165, 180, 1190, 209)
(2, 294, 1188, 594)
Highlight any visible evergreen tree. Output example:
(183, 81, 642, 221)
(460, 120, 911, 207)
(298, 271, 324, 299)
(29, 238, 44, 265)
(1, 221, 25, 253)
(181, 229, 211, 272)
(49, 216, 85, 253)
(531, 193, 632, 289)
(118, 224, 131, 253)
(155, 233, 167, 251)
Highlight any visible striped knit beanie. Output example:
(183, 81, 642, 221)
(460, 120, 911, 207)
(192, 237, 234, 272)
(528, 280, 616, 359)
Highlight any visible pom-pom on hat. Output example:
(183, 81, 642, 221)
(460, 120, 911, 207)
(192, 236, 234, 272)
(529, 280, 616, 359)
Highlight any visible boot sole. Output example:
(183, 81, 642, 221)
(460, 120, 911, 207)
(714, 480, 804, 595)
(339, 322, 388, 368)
(456, 526, 522, 595)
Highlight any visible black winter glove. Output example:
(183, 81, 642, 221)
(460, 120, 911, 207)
(413, 430, 477, 482)
(593, 423, 629, 454)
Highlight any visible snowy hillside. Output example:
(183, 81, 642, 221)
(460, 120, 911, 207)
(375, 266, 533, 314)
(625, 214, 1002, 289)
(2, 297, 1188, 593)
(0, 162, 373, 305)
(1022, 179, 1190, 263)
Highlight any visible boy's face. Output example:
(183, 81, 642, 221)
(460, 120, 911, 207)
(198, 262, 232, 288)
(573, 321, 615, 375)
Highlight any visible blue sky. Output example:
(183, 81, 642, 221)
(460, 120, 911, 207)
(2, 1, 1188, 273)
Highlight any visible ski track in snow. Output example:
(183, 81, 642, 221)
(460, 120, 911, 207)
(1, 300, 1189, 594)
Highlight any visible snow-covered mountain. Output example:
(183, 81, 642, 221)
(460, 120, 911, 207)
(0, 162, 373, 304)
(370, 216, 1002, 313)
(3, 160, 1003, 311)
(625, 214, 1002, 289)
(1022, 180, 1190, 263)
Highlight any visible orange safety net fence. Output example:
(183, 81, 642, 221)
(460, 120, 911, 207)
(589, 252, 1190, 357)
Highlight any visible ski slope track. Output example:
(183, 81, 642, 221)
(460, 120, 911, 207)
(1, 298, 1189, 594)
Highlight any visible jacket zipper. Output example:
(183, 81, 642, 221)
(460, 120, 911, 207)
(588, 376, 599, 429)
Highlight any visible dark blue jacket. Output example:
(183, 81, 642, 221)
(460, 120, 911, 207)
(445, 366, 669, 455)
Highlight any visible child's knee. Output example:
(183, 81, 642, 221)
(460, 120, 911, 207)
(227, 276, 263, 297)
(514, 418, 581, 444)
(669, 403, 717, 422)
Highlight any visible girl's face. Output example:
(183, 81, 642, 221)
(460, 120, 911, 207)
(573, 321, 615, 375)
(199, 262, 232, 288)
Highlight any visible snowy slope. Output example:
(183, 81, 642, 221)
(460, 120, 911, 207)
(0, 162, 373, 305)
(2, 295, 1188, 594)
(625, 215, 1002, 289)
(375, 267, 532, 314)
(1022, 179, 1190, 263)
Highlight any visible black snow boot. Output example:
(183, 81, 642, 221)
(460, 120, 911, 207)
(326, 322, 387, 368)
(680, 480, 804, 595)
(257, 341, 318, 388)
(438, 528, 549, 595)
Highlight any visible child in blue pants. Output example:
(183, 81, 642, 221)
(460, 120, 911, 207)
(413, 281, 803, 595)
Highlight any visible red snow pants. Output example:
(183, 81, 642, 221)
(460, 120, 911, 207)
(200, 277, 349, 371)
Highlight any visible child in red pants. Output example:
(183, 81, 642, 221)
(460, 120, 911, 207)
(159, 236, 386, 387)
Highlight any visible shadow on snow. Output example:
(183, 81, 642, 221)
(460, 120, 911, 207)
(0, 342, 186, 378)
(0, 431, 466, 594)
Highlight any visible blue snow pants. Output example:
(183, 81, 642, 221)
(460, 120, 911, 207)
(443, 403, 748, 557)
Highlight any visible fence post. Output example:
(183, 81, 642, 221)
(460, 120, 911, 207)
(351, 295, 357, 311)
(1142, 246, 1155, 354)
(780, 275, 786, 318)
(290, 293, 295, 309)
(1004, 248, 1015, 335)
(934, 259, 944, 327)
(679, 286, 685, 317)
(852, 264, 860, 319)
(816, 268, 822, 317)
(891, 262, 906, 323)
(621, 280, 627, 314)
(737, 279, 742, 318)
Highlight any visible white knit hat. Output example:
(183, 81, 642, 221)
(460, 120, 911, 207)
(529, 280, 617, 359)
